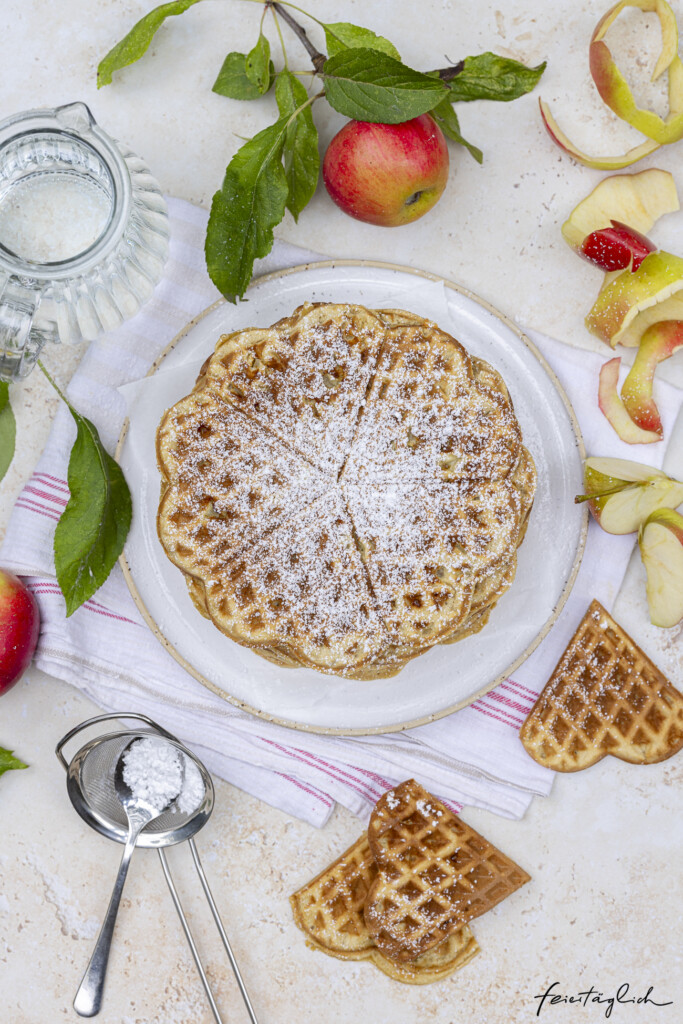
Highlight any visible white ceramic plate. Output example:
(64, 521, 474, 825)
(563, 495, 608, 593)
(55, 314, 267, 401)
(117, 261, 586, 735)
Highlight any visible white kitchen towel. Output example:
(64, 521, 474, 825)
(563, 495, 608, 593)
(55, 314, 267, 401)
(2, 197, 681, 828)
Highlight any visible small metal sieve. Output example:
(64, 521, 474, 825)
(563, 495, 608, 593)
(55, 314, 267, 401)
(56, 712, 258, 1024)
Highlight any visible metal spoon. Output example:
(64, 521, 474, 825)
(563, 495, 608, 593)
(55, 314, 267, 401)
(73, 740, 184, 1017)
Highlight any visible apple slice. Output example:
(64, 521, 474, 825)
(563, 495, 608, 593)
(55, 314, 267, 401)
(585, 250, 683, 346)
(598, 357, 662, 444)
(539, 98, 660, 170)
(576, 456, 683, 533)
(541, 0, 683, 168)
(580, 220, 657, 272)
(621, 321, 683, 432)
(639, 508, 683, 627)
(560, 169, 678, 252)
(590, 1, 683, 145)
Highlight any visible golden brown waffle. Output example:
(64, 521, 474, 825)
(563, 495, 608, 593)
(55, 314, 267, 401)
(202, 491, 388, 674)
(364, 779, 530, 962)
(202, 302, 385, 477)
(157, 303, 535, 678)
(157, 387, 328, 579)
(520, 600, 683, 771)
(342, 320, 522, 485)
(301, 922, 479, 985)
(290, 832, 479, 985)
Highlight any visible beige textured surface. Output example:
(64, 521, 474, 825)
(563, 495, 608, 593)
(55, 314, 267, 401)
(1, 1, 683, 1021)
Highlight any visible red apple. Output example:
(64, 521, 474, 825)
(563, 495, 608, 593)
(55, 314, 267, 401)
(580, 220, 657, 272)
(322, 114, 449, 227)
(0, 569, 40, 695)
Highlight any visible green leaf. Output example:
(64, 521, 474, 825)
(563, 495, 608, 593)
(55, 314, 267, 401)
(444, 53, 546, 103)
(323, 22, 400, 61)
(245, 33, 272, 95)
(212, 51, 275, 100)
(275, 71, 319, 222)
(54, 408, 132, 616)
(322, 49, 447, 124)
(0, 748, 28, 778)
(205, 118, 289, 302)
(97, 0, 203, 87)
(0, 382, 16, 483)
(430, 96, 483, 163)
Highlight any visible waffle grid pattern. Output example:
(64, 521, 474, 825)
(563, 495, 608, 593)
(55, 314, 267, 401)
(290, 829, 480, 984)
(520, 599, 683, 771)
(364, 779, 530, 962)
(157, 303, 536, 677)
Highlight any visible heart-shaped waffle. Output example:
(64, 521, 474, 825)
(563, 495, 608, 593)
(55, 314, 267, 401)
(290, 833, 479, 984)
(364, 779, 530, 962)
(520, 599, 683, 771)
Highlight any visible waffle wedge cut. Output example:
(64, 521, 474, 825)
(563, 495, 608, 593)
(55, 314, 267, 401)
(520, 599, 683, 771)
(364, 779, 530, 962)
(157, 387, 329, 580)
(290, 833, 479, 985)
(201, 302, 386, 478)
(342, 319, 522, 486)
(202, 490, 388, 675)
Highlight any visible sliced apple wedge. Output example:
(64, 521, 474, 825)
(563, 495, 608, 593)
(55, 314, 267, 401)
(621, 321, 683, 433)
(586, 251, 683, 346)
(639, 508, 683, 627)
(576, 456, 683, 533)
(598, 358, 662, 445)
(561, 169, 679, 253)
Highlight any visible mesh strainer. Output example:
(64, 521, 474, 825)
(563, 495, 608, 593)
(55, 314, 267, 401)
(56, 712, 258, 1024)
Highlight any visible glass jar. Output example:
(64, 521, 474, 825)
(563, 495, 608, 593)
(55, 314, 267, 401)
(0, 102, 169, 380)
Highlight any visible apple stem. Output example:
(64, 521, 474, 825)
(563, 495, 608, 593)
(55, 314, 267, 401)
(574, 485, 630, 503)
(37, 359, 72, 412)
(433, 61, 466, 81)
(268, 2, 326, 73)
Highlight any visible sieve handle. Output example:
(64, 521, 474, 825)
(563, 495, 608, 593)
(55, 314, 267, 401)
(56, 712, 178, 770)
(157, 848, 225, 1024)
(189, 839, 259, 1024)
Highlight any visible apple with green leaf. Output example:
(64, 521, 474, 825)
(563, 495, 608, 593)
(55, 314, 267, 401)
(322, 114, 449, 227)
(639, 508, 683, 627)
(0, 569, 40, 695)
(575, 457, 683, 533)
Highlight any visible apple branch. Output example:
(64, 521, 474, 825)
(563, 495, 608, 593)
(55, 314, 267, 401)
(433, 62, 465, 81)
(268, 2, 326, 73)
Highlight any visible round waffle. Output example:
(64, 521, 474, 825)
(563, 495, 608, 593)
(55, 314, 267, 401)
(157, 302, 536, 679)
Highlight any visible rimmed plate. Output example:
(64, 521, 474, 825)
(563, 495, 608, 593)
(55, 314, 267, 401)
(117, 261, 586, 735)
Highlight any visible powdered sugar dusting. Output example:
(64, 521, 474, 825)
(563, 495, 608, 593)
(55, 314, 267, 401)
(157, 303, 536, 677)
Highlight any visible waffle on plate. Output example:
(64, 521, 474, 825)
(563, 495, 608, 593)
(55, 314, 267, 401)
(157, 302, 536, 678)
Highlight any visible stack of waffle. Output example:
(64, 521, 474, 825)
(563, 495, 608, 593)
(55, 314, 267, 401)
(290, 779, 530, 984)
(157, 302, 536, 678)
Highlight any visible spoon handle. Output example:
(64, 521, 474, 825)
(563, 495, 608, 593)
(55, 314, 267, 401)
(73, 827, 139, 1017)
